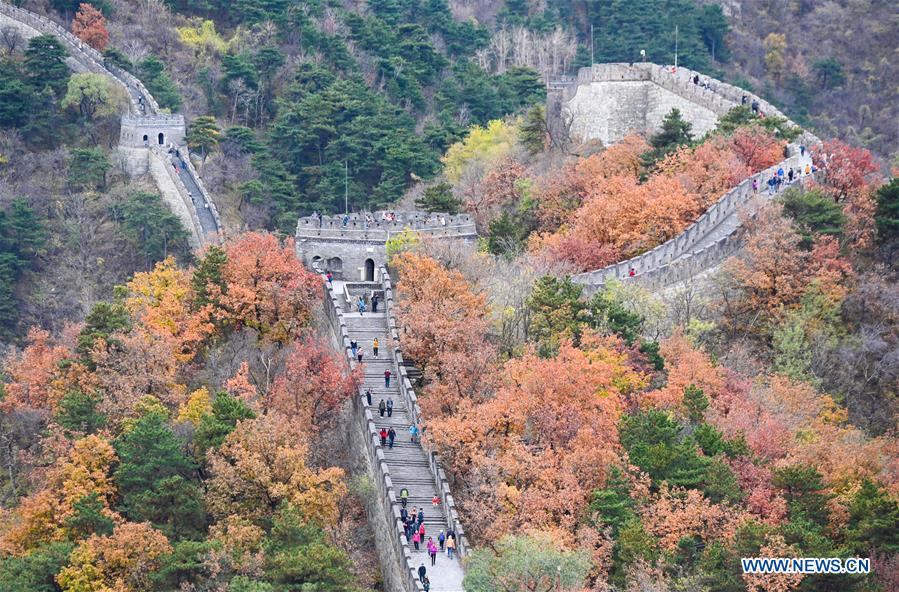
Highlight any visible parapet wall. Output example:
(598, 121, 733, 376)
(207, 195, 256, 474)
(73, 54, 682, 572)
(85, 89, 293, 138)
(297, 212, 478, 280)
(0, 1, 158, 114)
(555, 63, 819, 148)
(120, 114, 186, 148)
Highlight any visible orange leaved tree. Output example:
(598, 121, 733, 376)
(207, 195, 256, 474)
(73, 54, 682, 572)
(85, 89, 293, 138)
(71, 3, 109, 51)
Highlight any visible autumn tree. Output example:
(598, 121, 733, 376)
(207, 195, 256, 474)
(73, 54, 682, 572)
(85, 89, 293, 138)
(218, 233, 320, 343)
(269, 335, 360, 427)
(763, 33, 787, 80)
(206, 412, 346, 526)
(464, 532, 591, 592)
(56, 522, 172, 592)
(71, 3, 108, 51)
(391, 252, 495, 416)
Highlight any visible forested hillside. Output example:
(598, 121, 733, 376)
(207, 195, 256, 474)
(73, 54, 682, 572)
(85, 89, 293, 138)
(1, 0, 898, 590)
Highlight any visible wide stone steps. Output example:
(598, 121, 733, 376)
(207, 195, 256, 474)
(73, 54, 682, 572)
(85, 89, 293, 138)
(336, 285, 463, 591)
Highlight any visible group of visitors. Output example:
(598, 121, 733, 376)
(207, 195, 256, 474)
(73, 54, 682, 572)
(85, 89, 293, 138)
(381, 211, 398, 222)
(355, 291, 380, 315)
(424, 215, 448, 226)
(691, 74, 712, 90)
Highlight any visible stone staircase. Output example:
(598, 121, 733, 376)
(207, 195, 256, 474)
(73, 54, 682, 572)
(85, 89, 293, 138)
(343, 307, 465, 591)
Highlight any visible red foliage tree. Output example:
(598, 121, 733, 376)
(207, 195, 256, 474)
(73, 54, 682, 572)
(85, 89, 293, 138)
(71, 3, 108, 51)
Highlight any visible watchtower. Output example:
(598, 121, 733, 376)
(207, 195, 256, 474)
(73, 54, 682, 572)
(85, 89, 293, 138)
(296, 211, 478, 280)
(119, 114, 186, 148)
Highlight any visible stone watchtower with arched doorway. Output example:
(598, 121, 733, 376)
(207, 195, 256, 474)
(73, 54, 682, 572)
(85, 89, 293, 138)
(295, 211, 478, 280)
(119, 114, 186, 148)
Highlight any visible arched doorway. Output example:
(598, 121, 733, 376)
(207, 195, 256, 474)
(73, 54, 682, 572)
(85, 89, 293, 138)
(364, 258, 375, 282)
(142, 134, 148, 145)
(158, 132, 165, 145)
(327, 257, 343, 277)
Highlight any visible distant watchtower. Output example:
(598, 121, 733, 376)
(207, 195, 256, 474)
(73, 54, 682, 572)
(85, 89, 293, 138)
(120, 114, 186, 148)
(296, 211, 478, 281)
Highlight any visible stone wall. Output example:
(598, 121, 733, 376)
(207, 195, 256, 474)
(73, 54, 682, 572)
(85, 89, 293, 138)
(147, 146, 204, 248)
(296, 212, 478, 280)
(554, 62, 819, 149)
(120, 114, 186, 148)
(319, 276, 425, 592)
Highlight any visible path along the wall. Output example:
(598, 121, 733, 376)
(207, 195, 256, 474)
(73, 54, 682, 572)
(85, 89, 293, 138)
(320, 267, 467, 592)
(0, 1, 222, 246)
(566, 63, 822, 294)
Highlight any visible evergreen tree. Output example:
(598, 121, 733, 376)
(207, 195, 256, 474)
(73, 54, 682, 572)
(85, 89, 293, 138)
(874, 178, 899, 244)
(845, 479, 899, 554)
(527, 275, 586, 352)
(263, 504, 357, 591)
(191, 245, 228, 310)
(113, 411, 205, 539)
(772, 464, 832, 527)
(68, 147, 110, 191)
(650, 108, 693, 153)
(779, 187, 846, 248)
(24, 35, 70, 96)
(590, 467, 636, 535)
(414, 181, 462, 214)
(138, 56, 182, 110)
(520, 104, 548, 154)
(194, 392, 256, 456)
(186, 115, 221, 163)
(109, 190, 190, 268)
(683, 384, 709, 424)
(55, 389, 107, 435)
(0, 542, 74, 592)
(63, 492, 115, 539)
(76, 300, 131, 361)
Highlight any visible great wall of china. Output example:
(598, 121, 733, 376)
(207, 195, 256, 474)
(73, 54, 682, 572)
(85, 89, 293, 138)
(548, 63, 821, 293)
(0, 0, 221, 247)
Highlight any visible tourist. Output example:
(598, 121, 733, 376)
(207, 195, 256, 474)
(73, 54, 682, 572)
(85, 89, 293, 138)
(418, 563, 427, 582)
(438, 530, 446, 551)
(373, 338, 379, 358)
(350, 339, 357, 357)
(751, 100, 759, 114)
(428, 538, 438, 566)
(422, 576, 430, 592)
(357, 296, 366, 315)
(384, 369, 392, 388)
(342, 214, 349, 227)
(371, 293, 379, 312)
(388, 427, 396, 449)
(326, 271, 333, 285)
(410, 424, 419, 444)
(379, 427, 387, 447)
(417, 508, 425, 526)
(693, 74, 699, 85)
(628, 267, 636, 277)
(432, 494, 440, 508)
(805, 164, 811, 175)
(410, 507, 418, 523)
(357, 348, 364, 363)
(412, 532, 421, 551)
(741, 95, 747, 105)
(365, 388, 372, 406)
(386, 398, 393, 417)
(378, 399, 386, 417)
(446, 534, 456, 559)
(400, 507, 408, 521)
(419, 522, 426, 542)
(752, 178, 758, 192)
(788, 168, 794, 182)
(400, 488, 409, 508)
(777, 167, 784, 179)
(800, 145, 806, 157)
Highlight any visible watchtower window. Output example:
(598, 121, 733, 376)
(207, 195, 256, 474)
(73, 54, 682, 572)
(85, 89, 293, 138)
(142, 134, 148, 143)
(158, 132, 165, 145)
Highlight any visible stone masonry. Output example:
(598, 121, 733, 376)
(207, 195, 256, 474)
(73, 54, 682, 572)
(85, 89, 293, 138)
(556, 63, 822, 293)
(297, 212, 477, 281)
(320, 268, 467, 592)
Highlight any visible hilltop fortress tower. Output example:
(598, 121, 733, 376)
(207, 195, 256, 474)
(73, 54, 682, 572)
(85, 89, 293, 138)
(548, 63, 794, 147)
(296, 212, 478, 281)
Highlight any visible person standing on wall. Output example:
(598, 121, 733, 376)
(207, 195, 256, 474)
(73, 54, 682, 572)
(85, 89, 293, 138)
(373, 337, 379, 358)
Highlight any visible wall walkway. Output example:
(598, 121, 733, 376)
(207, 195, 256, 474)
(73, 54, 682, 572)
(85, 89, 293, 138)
(563, 63, 822, 293)
(320, 268, 467, 592)
(0, 0, 221, 245)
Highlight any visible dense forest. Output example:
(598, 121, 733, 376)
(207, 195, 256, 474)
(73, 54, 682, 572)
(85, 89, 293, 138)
(1, 0, 897, 590)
